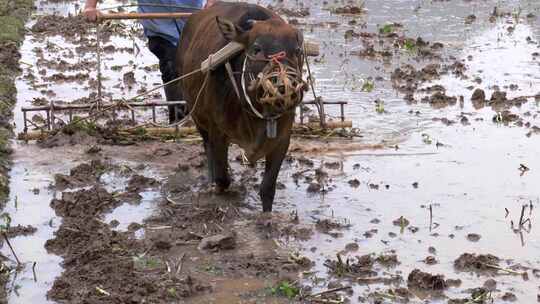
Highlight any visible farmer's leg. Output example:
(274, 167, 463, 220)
(147, 36, 186, 123)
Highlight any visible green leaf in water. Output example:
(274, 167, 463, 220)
(361, 80, 375, 92)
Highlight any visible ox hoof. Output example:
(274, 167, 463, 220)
(213, 178, 231, 194)
(214, 184, 230, 194)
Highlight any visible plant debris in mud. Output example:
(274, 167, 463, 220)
(325, 254, 377, 277)
(46, 181, 208, 303)
(4, 224, 37, 238)
(270, 280, 300, 299)
(315, 218, 351, 234)
(454, 253, 500, 273)
(331, 5, 365, 15)
(392, 216, 410, 227)
(367, 288, 411, 303)
(325, 252, 400, 278)
(267, 5, 309, 17)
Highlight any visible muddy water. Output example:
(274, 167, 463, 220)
(1, 144, 67, 303)
(278, 0, 540, 302)
(5, 0, 540, 303)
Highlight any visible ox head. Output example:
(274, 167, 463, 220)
(216, 16, 306, 118)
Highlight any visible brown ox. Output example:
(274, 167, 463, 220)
(177, 2, 305, 212)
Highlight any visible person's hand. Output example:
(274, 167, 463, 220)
(204, 0, 217, 9)
(83, 7, 100, 22)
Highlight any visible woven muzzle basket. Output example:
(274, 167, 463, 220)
(252, 60, 306, 113)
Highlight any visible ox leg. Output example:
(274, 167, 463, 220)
(260, 138, 290, 212)
(208, 132, 231, 192)
(197, 126, 215, 183)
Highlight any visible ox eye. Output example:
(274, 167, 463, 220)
(251, 45, 262, 55)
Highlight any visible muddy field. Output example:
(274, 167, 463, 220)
(1, 0, 540, 303)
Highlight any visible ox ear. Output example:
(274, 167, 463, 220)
(216, 17, 242, 41)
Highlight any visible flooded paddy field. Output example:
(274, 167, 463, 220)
(1, 0, 540, 303)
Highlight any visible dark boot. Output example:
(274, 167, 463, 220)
(147, 36, 185, 124)
(164, 80, 187, 124)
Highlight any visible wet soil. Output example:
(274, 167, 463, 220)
(3, 0, 540, 303)
(42, 147, 312, 303)
(45, 182, 207, 303)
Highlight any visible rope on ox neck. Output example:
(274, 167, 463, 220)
(241, 57, 265, 119)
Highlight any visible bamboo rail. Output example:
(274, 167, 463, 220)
(18, 120, 353, 141)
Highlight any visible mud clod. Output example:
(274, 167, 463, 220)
(325, 254, 376, 277)
(376, 253, 399, 267)
(454, 253, 500, 272)
(502, 292, 517, 302)
(424, 91, 457, 108)
(490, 91, 508, 102)
(466, 233, 481, 242)
(492, 110, 519, 124)
(446, 278, 462, 287)
(332, 5, 365, 14)
(5, 224, 37, 238)
(392, 216, 410, 227)
(483, 279, 497, 291)
(127, 174, 159, 192)
(465, 14, 477, 24)
(471, 88, 486, 108)
(407, 269, 447, 290)
(307, 182, 322, 193)
(198, 233, 236, 252)
(344, 243, 358, 252)
(316, 218, 350, 233)
(50, 186, 120, 218)
(54, 160, 107, 190)
(348, 178, 360, 188)
(424, 256, 438, 265)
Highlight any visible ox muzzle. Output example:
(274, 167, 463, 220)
(241, 50, 307, 138)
